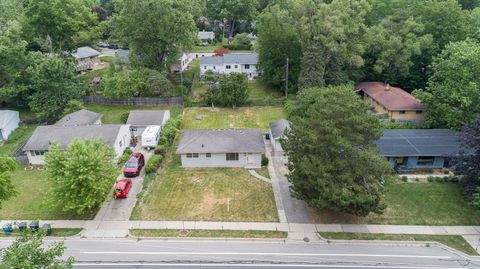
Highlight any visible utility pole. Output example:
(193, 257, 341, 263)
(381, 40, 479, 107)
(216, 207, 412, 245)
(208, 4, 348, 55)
(285, 57, 289, 98)
(180, 68, 184, 105)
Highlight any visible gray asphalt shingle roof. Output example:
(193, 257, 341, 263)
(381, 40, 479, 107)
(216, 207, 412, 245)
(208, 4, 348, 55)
(269, 119, 290, 140)
(24, 124, 124, 151)
(176, 129, 265, 154)
(200, 53, 258, 65)
(198, 31, 215, 40)
(72, 46, 101, 59)
(126, 110, 169, 126)
(0, 110, 19, 127)
(375, 129, 461, 157)
(55, 109, 101, 126)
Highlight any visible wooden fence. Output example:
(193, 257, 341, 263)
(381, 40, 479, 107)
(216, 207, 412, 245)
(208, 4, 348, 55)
(82, 96, 183, 106)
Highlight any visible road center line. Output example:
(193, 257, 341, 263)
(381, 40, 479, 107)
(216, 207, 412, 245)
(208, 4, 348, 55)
(82, 251, 451, 259)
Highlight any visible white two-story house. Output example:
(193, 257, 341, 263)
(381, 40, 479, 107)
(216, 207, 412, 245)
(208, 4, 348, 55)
(199, 53, 259, 80)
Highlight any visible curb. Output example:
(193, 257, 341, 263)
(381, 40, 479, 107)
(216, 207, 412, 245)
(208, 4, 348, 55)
(127, 230, 288, 242)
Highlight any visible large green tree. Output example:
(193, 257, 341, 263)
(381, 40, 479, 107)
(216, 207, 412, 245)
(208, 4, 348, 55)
(256, 4, 302, 94)
(23, 0, 97, 52)
(206, 0, 258, 38)
(414, 39, 480, 129)
(0, 157, 17, 210)
(202, 73, 249, 108)
(45, 139, 118, 214)
(112, 0, 197, 70)
(0, 231, 74, 268)
(283, 85, 389, 217)
(25, 55, 85, 121)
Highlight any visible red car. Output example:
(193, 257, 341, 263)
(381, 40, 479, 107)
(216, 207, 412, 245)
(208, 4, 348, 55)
(113, 179, 132, 199)
(123, 152, 145, 177)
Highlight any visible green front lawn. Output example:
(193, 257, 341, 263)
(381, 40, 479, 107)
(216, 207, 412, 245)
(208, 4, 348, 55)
(320, 232, 478, 256)
(85, 104, 183, 124)
(130, 229, 287, 238)
(183, 107, 286, 132)
(0, 124, 37, 157)
(131, 153, 278, 222)
(0, 168, 96, 220)
(316, 180, 480, 225)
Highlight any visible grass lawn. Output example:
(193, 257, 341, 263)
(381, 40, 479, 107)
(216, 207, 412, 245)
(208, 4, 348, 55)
(183, 107, 286, 132)
(315, 180, 480, 225)
(131, 152, 278, 222)
(255, 167, 270, 179)
(248, 81, 284, 102)
(0, 228, 82, 237)
(85, 104, 183, 124)
(320, 232, 478, 256)
(0, 167, 96, 220)
(0, 124, 37, 157)
(130, 229, 287, 238)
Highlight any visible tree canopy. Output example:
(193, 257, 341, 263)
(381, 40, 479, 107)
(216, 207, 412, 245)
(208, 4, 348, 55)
(44, 139, 118, 214)
(0, 157, 17, 210)
(283, 84, 389, 217)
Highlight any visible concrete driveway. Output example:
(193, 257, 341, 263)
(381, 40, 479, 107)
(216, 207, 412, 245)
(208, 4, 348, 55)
(93, 148, 154, 222)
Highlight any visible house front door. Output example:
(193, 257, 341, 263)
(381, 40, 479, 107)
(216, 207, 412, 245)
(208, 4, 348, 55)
(246, 153, 255, 164)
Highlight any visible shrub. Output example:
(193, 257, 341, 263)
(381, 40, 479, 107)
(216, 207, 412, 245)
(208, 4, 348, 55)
(262, 155, 269, 166)
(120, 111, 129, 123)
(118, 148, 133, 164)
(159, 116, 182, 146)
(145, 155, 163, 174)
(427, 176, 435, 182)
(154, 145, 166, 156)
(401, 176, 408, 182)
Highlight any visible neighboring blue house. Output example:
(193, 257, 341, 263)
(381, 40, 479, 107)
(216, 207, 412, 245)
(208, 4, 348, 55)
(375, 129, 461, 172)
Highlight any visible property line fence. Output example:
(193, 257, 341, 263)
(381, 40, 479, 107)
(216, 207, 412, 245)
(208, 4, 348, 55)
(81, 96, 183, 106)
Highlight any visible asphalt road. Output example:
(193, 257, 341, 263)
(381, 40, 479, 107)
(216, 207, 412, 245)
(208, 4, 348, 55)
(2, 238, 478, 269)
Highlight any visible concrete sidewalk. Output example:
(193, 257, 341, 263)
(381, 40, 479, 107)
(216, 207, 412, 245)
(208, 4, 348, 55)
(3, 220, 480, 236)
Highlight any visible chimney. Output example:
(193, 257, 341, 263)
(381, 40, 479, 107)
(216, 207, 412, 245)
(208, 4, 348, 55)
(385, 83, 390, 91)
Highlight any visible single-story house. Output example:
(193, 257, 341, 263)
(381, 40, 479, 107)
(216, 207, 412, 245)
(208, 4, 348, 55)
(375, 129, 461, 172)
(126, 110, 171, 137)
(200, 53, 259, 80)
(269, 119, 290, 153)
(355, 82, 425, 123)
(55, 109, 101, 126)
(170, 52, 194, 73)
(0, 110, 20, 141)
(176, 129, 266, 168)
(73, 46, 101, 72)
(198, 30, 215, 44)
(23, 124, 130, 165)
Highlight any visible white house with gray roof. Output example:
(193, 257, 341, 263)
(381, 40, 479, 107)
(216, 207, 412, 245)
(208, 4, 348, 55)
(197, 31, 215, 45)
(176, 129, 265, 168)
(126, 110, 170, 137)
(73, 46, 101, 72)
(55, 109, 101, 126)
(269, 119, 290, 153)
(23, 124, 130, 165)
(199, 53, 259, 80)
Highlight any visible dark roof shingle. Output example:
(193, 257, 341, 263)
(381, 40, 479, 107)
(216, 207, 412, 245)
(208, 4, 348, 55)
(126, 110, 169, 126)
(355, 82, 424, 111)
(55, 109, 101, 126)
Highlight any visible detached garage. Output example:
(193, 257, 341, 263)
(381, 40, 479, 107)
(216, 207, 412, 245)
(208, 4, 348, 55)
(126, 110, 170, 138)
(0, 110, 20, 141)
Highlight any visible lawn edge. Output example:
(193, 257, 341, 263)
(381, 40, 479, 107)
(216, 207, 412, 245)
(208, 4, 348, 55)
(318, 232, 479, 258)
(128, 229, 288, 240)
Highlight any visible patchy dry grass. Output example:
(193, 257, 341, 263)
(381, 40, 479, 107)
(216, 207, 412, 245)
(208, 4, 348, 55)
(130, 229, 287, 238)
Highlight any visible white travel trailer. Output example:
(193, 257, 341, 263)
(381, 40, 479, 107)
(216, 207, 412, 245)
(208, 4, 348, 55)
(141, 125, 161, 150)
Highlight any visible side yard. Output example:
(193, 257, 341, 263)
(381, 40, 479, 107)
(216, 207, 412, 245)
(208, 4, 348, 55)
(85, 104, 183, 124)
(315, 178, 480, 226)
(0, 167, 96, 220)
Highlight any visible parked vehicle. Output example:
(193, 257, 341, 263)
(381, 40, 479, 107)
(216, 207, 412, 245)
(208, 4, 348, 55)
(123, 152, 145, 177)
(108, 44, 118, 49)
(141, 125, 161, 150)
(113, 178, 132, 199)
(98, 42, 108, 48)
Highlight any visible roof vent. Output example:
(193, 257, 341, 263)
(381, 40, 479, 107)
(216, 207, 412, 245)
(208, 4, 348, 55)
(201, 144, 204, 148)
(385, 83, 390, 91)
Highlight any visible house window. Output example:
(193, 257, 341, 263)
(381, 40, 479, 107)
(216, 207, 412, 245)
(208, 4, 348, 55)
(213, 66, 216, 70)
(226, 65, 231, 69)
(417, 156, 435, 166)
(33, 150, 46, 156)
(245, 64, 250, 69)
(206, 153, 211, 158)
(234, 65, 238, 68)
(119, 140, 123, 147)
(226, 153, 239, 161)
(186, 153, 199, 158)
(204, 66, 207, 70)
(416, 110, 423, 114)
(399, 110, 406, 114)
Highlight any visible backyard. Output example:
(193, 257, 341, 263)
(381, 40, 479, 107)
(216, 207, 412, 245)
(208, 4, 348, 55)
(183, 106, 286, 131)
(316, 179, 480, 225)
(0, 167, 96, 220)
(85, 104, 182, 124)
